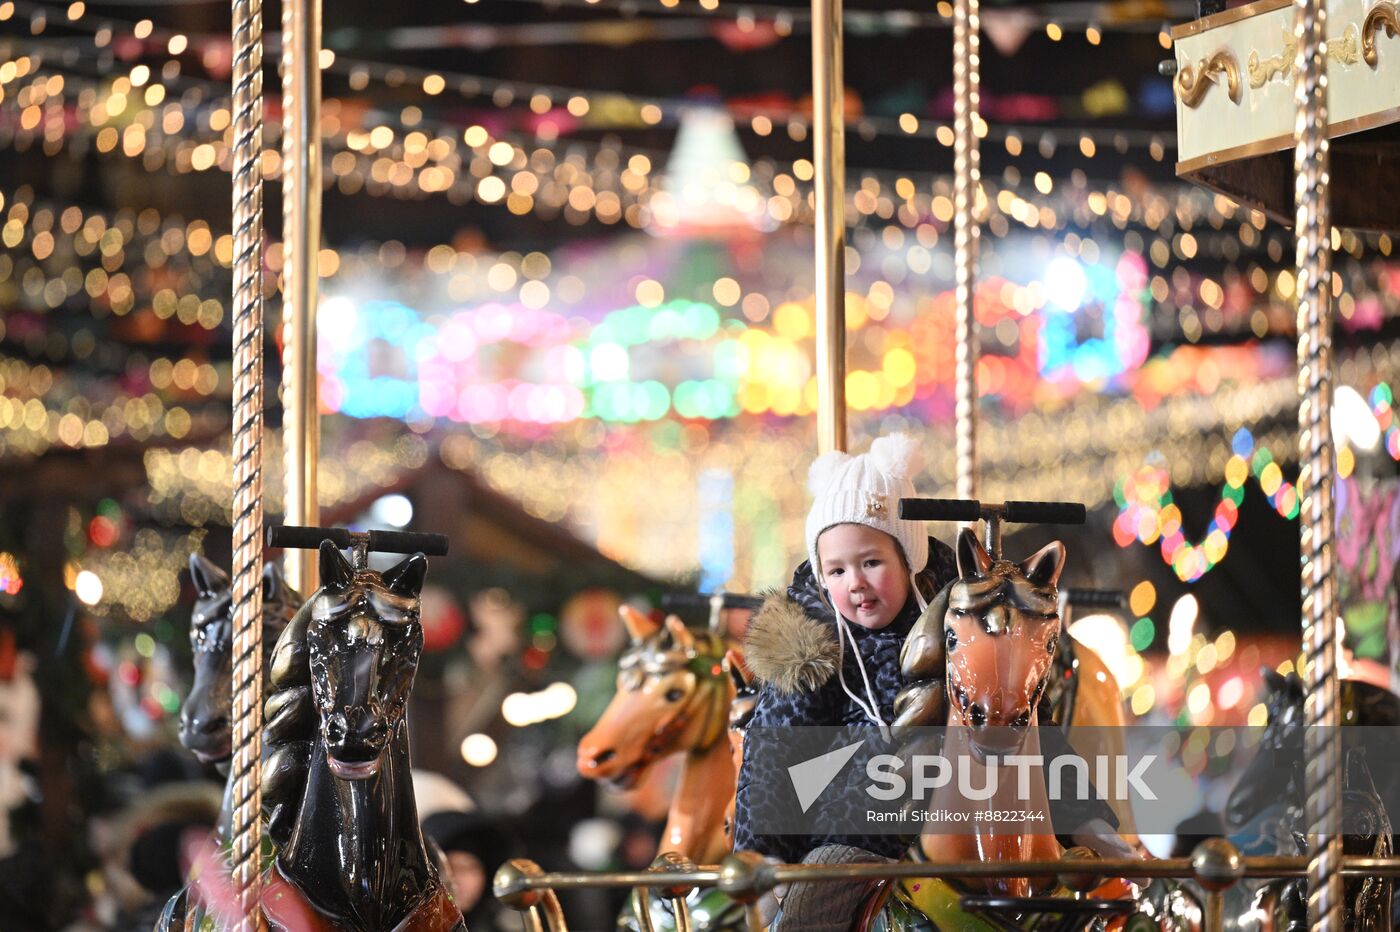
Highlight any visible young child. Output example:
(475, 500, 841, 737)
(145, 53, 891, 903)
(732, 433, 957, 928)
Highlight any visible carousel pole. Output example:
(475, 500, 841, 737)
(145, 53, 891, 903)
(811, 0, 846, 454)
(952, 0, 980, 499)
(1292, 0, 1342, 921)
(230, 0, 266, 924)
(280, 0, 322, 593)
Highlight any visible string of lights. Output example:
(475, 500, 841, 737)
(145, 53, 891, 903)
(2, 2, 1179, 152)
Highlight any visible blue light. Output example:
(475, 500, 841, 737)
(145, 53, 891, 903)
(698, 469, 734, 593)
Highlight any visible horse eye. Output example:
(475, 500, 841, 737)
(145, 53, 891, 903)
(945, 628, 958, 651)
(1046, 634, 1059, 655)
(665, 688, 685, 702)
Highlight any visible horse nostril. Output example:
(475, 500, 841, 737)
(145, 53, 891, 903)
(369, 719, 389, 744)
(592, 749, 616, 767)
(202, 714, 229, 735)
(326, 715, 347, 744)
(969, 704, 987, 728)
(1012, 710, 1031, 727)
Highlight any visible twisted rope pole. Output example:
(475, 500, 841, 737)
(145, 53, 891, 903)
(1292, 0, 1342, 921)
(953, 0, 980, 499)
(230, 0, 266, 925)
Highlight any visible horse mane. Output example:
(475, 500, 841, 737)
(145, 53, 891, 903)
(262, 596, 317, 847)
(891, 581, 951, 730)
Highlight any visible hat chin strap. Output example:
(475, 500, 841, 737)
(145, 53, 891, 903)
(822, 589, 892, 741)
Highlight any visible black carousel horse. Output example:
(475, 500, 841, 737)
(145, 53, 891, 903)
(259, 540, 464, 932)
(180, 554, 301, 838)
(156, 555, 300, 931)
(1225, 670, 1398, 931)
(163, 542, 463, 931)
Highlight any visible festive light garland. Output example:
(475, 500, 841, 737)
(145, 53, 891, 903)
(1113, 427, 1300, 583)
(3, 0, 1181, 150)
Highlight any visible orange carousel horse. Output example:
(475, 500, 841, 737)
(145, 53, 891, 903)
(852, 529, 1194, 931)
(577, 607, 738, 866)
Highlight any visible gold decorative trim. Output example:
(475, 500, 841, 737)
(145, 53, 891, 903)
(1176, 50, 1243, 107)
(1175, 101, 1400, 175)
(1364, 0, 1400, 66)
(1171, 0, 1290, 40)
(1334, 23, 1362, 64)
(1247, 24, 1360, 88)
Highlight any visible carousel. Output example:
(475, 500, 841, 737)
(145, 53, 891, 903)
(0, 0, 1394, 925)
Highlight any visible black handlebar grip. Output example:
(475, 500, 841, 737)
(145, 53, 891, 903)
(662, 592, 764, 611)
(1001, 501, 1087, 525)
(366, 529, 450, 556)
(1062, 588, 1126, 609)
(268, 526, 352, 550)
(898, 498, 983, 522)
(267, 525, 450, 556)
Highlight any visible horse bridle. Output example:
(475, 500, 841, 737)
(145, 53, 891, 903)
(621, 632, 732, 764)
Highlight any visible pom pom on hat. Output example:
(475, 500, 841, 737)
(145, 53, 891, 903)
(807, 450, 852, 497)
(805, 432, 928, 577)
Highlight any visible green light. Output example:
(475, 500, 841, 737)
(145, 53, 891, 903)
(1130, 617, 1155, 651)
(674, 381, 701, 419)
(135, 633, 156, 658)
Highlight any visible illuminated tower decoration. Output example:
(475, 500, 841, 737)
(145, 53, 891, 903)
(648, 107, 773, 238)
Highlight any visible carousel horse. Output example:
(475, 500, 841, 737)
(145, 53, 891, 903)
(155, 555, 301, 930)
(577, 607, 747, 930)
(577, 607, 736, 865)
(855, 530, 1191, 932)
(180, 554, 301, 838)
(168, 541, 463, 931)
(1223, 671, 1398, 931)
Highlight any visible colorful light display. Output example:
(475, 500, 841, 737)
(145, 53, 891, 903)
(1113, 427, 1299, 583)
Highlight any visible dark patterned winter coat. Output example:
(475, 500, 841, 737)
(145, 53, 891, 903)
(732, 537, 958, 863)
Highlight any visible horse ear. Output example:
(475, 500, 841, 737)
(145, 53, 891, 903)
(1019, 541, 1066, 589)
(262, 562, 288, 603)
(188, 553, 230, 598)
(319, 540, 354, 592)
(955, 528, 993, 579)
(664, 615, 696, 652)
(1262, 666, 1286, 694)
(383, 553, 428, 597)
(619, 605, 661, 644)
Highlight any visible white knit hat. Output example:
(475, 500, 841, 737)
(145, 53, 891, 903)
(805, 432, 928, 577)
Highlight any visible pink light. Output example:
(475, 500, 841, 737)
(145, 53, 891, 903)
(440, 315, 479, 362)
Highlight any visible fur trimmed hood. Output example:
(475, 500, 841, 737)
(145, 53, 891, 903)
(743, 592, 840, 695)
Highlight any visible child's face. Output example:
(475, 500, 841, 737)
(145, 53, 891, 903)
(816, 524, 910, 631)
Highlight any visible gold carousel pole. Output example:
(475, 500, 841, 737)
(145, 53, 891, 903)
(280, 0, 322, 593)
(230, 0, 266, 923)
(953, 0, 980, 499)
(1292, 0, 1342, 921)
(811, 0, 846, 454)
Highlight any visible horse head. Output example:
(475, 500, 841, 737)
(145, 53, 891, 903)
(577, 607, 730, 791)
(944, 529, 1065, 753)
(179, 554, 299, 767)
(1225, 669, 1304, 830)
(306, 542, 427, 781)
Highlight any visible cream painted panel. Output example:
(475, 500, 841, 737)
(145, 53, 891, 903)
(1176, 0, 1400, 165)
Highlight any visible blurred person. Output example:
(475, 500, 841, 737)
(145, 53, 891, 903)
(422, 809, 520, 931)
